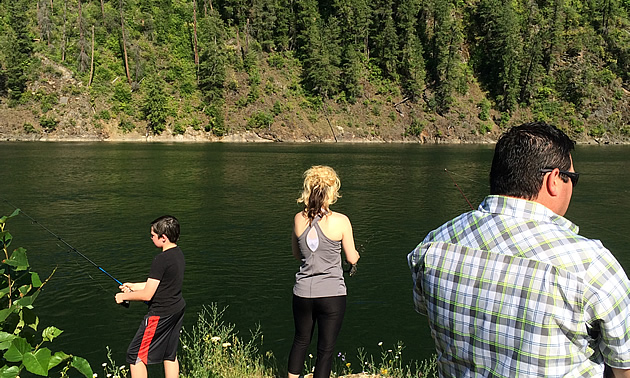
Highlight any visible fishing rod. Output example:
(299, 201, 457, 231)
(444, 168, 474, 211)
(1, 198, 129, 307)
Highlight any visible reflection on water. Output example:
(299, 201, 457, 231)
(0, 142, 629, 373)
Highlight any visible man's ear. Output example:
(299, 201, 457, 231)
(545, 168, 562, 197)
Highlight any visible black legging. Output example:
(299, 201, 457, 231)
(288, 295, 347, 378)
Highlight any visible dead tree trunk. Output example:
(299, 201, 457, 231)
(61, 0, 67, 61)
(120, 0, 132, 85)
(193, 0, 199, 68)
(89, 25, 95, 86)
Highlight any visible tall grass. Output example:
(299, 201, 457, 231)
(176, 303, 437, 378)
(179, 304, 276, 378)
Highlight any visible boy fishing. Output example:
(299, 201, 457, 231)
(115, 215, 186, 378)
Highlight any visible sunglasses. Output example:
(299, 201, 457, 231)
(539, 168, 579, 188)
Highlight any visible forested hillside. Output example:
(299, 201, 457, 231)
(0, 0, 628, 142)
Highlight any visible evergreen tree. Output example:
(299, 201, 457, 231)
(273, 0, 294, 51)
(397, 0, 426, 100)
(370, 0, 399, 80)
(198, 9, 227, 104)
(296, 0, 342, 97)
(5, 0, 33, 101)
(142, 75, 170, 134)
(334, 0, 371, 100)
(474, 0, 522, 110)
(428, 0, 465, 112)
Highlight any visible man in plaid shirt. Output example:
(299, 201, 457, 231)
(408, 122, 630, 377)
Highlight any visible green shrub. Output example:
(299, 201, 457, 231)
(204, 106, 226, 136)
(39, 116, 58, 132)
(179, 304, 274, 378)
(247, 111, 274, 129)
(479, 122, 492, 134)
(23, 123, 38, 134)
(588, 124, 606, 137)
(478, 99, 491, 121)
(405, 118, 426, 137)
(119, 118, 135, 133)
(190, 117, 202, 131)
(267, 54, 285, 69)
(40, 93, 58, 113)
(272, 101, 283, 116)
(96, 109, 111, 121)
(0, 210, 93, 378)
(112, 82, 133, 115)
(173, 122, 186, 135)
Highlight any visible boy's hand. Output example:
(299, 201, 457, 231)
(115, 293, 125, 304)
(120, 283, 133, 293)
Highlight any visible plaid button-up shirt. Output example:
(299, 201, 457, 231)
(408, 195, 630, 377)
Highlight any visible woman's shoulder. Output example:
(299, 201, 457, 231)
(327, 211, 350, 224)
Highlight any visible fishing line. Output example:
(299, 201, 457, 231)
(443, 170, 630, 243)
(342, 232, 377, 276)
(444, 168, 474, 210)
(1, 198, 129, 307)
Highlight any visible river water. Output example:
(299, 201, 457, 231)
(1, 142, 629, 375)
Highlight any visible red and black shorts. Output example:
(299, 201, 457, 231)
(126, 308, 185, 365)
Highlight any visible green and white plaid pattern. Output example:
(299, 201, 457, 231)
(408, 195, 630, 377)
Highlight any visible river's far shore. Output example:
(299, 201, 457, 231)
(1, 130, 629, 145)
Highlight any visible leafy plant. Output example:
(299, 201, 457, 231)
(179, 304, 275, 378)
(478, 122, 492, 134)
(39, 116, 58, 132)
(204, 105, 226, 136)
(118, 118, 135, 134)
(356, 341, 437, 378)
(173, 122, 186, 136)
(142, 77, 170, 135)
(247, 111, 274, 130)
(478, 99, 491, 121)
(0, 210, 93, 377)
(23, 123, 38, 134)
(404, 118, 426, 137)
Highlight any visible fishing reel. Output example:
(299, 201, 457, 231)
(342, 261, 357, 277)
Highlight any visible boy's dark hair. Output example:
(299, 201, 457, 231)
(490, 122, 575, 200)
(151, 215, 180, 243)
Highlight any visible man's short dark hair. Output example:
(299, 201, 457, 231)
(151, 215, 180, 242)
(490, 122, 575, 199)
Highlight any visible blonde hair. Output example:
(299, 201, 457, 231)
(297, 165, 341, 220)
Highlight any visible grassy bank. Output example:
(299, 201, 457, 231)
(100, 303, 437, 378)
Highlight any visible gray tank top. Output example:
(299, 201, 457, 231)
(293, 214, 346, 298)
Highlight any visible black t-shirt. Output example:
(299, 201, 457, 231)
(147, 246, 185, 316)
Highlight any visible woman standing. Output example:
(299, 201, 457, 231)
(288, 165, 360, 378)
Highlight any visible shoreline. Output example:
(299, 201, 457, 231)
(1, 132, 628, 145)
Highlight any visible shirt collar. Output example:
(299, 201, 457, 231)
(479, 195, 580, 234)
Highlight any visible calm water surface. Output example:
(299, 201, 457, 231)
(1, 142, 629, 375)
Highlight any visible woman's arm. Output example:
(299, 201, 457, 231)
(292, 231, 301, 260)
(292, 212, 306, 260)
(340, 215, 360, 265)
(115, 278, 160, 303)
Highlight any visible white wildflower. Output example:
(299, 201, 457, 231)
(222, 342, 232, 347)
(378, 341, 383, 346)
(211, 336, 221, 342)
(102, 363, 107, 367)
